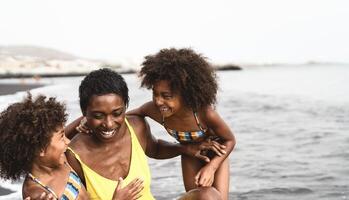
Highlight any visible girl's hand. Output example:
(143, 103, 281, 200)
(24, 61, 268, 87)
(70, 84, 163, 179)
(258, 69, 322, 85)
(112, 177, 144, 200)
(75, 117, 91, 134)
(200, 138, 227, 157)
(194, 164, 216, 187)
(185, 140, 226, 162)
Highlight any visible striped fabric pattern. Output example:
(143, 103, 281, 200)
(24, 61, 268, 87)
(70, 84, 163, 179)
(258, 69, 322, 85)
(162, 112, 207, 142)
(166, 127, 206, 142)
(28, 170, 82, 200)
(61, 171, 81, 200)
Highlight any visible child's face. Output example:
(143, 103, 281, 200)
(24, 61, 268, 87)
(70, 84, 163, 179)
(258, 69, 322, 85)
(85, 93, 126, 141)
(152, 80, 185, 118)
(41, 125, 69, 167)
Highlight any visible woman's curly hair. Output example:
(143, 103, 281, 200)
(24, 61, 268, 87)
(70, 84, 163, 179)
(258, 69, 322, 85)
(139, 48, 218, 110)
(0, 94, 67, 181)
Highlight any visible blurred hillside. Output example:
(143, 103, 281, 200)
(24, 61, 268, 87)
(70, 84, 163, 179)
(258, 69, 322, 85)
(0, 45, 126, 78)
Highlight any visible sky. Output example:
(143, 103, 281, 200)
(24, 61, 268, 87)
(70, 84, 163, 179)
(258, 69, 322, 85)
(0, 0, 348, 65)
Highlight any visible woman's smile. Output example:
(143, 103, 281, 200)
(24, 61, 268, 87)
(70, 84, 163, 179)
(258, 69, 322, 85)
(86, 93, 126, 141)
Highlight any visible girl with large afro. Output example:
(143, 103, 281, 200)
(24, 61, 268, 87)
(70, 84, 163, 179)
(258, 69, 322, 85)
(0, 94, 89, 200)
(128, 48, 236, 200)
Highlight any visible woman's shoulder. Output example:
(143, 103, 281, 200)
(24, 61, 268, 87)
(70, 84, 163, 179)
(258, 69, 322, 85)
(126, 115, 147, 132)
(68, 134, 92, 153)
(126, 115, 149, 149)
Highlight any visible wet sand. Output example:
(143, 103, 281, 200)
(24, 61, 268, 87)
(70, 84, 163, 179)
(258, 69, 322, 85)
(0, 83, 44, 96)
(0, 186, 15, 196)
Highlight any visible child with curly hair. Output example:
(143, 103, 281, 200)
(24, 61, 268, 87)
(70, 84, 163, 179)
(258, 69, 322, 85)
(0, 94, 89, 200)
(128, 48, 236, 200)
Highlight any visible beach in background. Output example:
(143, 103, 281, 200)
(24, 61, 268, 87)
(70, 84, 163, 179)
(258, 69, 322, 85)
(0, 64, 348, 200)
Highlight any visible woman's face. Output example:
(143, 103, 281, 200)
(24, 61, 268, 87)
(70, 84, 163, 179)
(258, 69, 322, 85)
(85, 93, 126, 141)
(152, 80, 185, 118)
(41, 125, 69, 167)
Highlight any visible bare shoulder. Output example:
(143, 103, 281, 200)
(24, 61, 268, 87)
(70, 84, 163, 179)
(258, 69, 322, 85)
(125, 115, 149, 150)
(68, 134, 91, 153)
(126, 114, 147, 129)
(199, 105, 221, 122)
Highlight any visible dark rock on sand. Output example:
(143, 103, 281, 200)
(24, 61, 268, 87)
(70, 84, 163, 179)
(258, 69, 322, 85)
(215, 64, 242, 71)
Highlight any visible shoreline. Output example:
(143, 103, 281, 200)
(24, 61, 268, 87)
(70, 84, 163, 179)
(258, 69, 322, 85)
(0, 65, 242, 79)
(0, 83, 45, 96)
(0, 73, 89, 79)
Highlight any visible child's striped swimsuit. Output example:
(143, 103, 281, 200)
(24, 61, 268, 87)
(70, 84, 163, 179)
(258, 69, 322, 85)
(28, 166, 82, 200)
(162, 112, 208, 142)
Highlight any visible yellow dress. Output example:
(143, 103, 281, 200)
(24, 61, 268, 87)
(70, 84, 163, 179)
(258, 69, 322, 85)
(68, 118, 155, 200)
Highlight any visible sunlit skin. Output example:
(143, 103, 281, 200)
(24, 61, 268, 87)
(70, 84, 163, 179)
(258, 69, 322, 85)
(68, 94, 132, 181)
(23, 126, 89, 200)
(129, 80, 235, 200)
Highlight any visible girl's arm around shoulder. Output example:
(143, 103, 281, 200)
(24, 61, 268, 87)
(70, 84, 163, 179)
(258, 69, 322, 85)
(126, 115, 186, 159)
(127, 115, 228, 162)
(127, 101, 163, 123)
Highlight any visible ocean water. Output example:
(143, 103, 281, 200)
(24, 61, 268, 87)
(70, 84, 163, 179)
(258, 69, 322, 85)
(0, 64, 348, 200)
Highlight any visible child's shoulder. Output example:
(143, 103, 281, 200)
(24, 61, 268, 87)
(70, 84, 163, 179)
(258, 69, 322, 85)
(197, 105, 221, 123)
(198, 105, 216, 117)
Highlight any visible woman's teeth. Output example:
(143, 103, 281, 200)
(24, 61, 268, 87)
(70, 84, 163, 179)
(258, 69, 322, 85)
(102, 130, 115, 136)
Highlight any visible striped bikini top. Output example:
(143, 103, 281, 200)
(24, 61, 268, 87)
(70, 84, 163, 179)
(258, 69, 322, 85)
(162, 112, 208, 142)
(28, 164, 82, 200)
